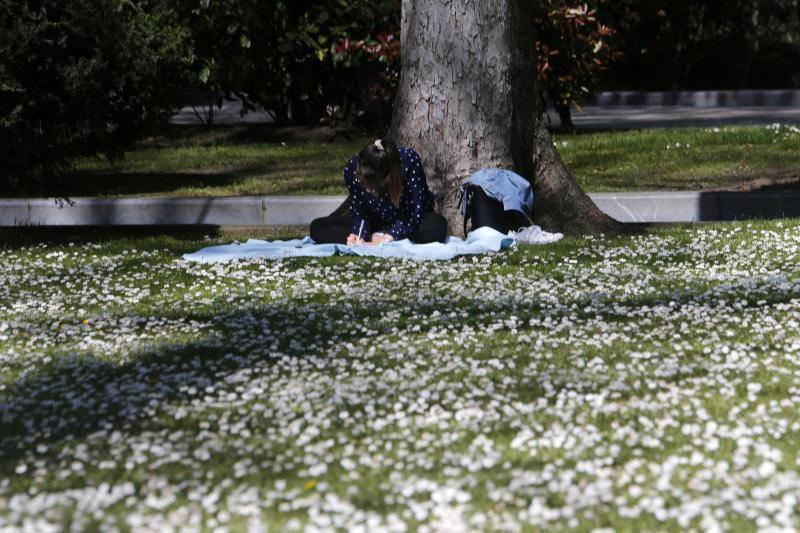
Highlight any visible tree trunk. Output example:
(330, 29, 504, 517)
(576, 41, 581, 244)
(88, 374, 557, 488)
(532, 120, 617, 234)
(556, 103, 575, 133)
(390, 0, 535, 230)
(739, 0, 760, 89)
(390, 0, 617, 236)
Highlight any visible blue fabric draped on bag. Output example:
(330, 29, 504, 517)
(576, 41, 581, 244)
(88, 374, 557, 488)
(459, 168, 534, 221)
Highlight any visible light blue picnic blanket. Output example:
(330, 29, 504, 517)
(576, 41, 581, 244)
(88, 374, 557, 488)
(182, 226, 515, 263)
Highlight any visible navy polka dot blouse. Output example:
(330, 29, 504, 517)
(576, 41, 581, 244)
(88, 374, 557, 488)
(344, 147, 436, 241)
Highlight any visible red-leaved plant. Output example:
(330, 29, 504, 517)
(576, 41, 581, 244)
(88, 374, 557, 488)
(329, 32, 401, 127)
(535, 1, 622, 130)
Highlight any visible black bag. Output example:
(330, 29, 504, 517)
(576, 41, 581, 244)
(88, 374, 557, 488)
(462, 185, 529, 236)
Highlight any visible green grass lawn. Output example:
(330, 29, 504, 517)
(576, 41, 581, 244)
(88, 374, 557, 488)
(562, 123, 800, 192)
(46, 124, 800, 198)
(2, 219, 800, 529)
(68, 141, 366, 197)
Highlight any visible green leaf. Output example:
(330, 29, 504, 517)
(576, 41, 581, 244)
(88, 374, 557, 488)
(239, 35, 251, 49)
(199, 66, 210, 84)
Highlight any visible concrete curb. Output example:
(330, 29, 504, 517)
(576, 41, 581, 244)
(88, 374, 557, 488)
(0, 196, 346, 227)
(590, 90, 800, 108)
(590, 191, 800, 223)
(2, 191, 799, 227)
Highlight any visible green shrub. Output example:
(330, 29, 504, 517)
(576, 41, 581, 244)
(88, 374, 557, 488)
(601, 0, 800, 91)
(534, 1, 622, 129)
(0, 0, 193, 194)
(175, 0, 399, 127)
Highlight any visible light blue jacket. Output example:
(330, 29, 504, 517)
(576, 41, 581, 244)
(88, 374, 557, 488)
(459, 168, 534, 221)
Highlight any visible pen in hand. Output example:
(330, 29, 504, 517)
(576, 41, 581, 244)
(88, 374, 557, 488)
(356, 220, 364, 245)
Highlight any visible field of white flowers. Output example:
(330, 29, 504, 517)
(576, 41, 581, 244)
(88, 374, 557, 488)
(2, 220, 800, 531)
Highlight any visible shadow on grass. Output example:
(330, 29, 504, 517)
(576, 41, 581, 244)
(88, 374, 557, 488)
(137, 123, 368, 149)
(0, 299, 397, 470)
(0, 225, 225, 251)
(0, 301, 351, 468)
(0, 262, 781, 475)
(567, 148, 631, 174)
(53, 165, 274, 198)
(697, 187, 800, 221)
(0, 225, 308, 254)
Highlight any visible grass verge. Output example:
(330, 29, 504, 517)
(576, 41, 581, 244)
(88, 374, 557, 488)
(11, 124, 796, 199)
(1, 219, 800, 529)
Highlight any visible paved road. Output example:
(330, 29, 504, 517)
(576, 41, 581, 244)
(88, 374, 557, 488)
(562, 105, 800, 130)
(171, 100, 275, 125)
(170, 96, 800, 130)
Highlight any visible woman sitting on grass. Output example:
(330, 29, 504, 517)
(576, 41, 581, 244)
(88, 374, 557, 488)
(310, 139, 448, 245)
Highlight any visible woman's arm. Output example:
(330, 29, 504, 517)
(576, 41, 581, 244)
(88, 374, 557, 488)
(343, 155, 371, 241)
(385, 150, 427, 241)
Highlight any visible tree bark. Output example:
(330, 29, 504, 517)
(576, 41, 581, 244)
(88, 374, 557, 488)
(390, 0, 535, 230)
(532, 120, 617, 234)
(555, 104, 575, 133)
(390, 0, 616, 236)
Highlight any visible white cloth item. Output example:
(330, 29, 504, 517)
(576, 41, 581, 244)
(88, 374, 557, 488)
(509, 225, 564, 245)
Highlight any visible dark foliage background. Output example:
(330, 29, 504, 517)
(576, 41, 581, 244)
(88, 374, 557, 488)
(2, 0, 799, 192)
(0, 0, 192, 194)
(600, 0, 800, 91)
(171, 0, 400, 126)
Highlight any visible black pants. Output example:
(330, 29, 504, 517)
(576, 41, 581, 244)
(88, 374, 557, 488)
(310, 211, 448, 244)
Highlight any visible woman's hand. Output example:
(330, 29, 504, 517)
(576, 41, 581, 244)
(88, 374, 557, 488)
(370, 233, 394, 245)
(346, 233, 368, 246)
